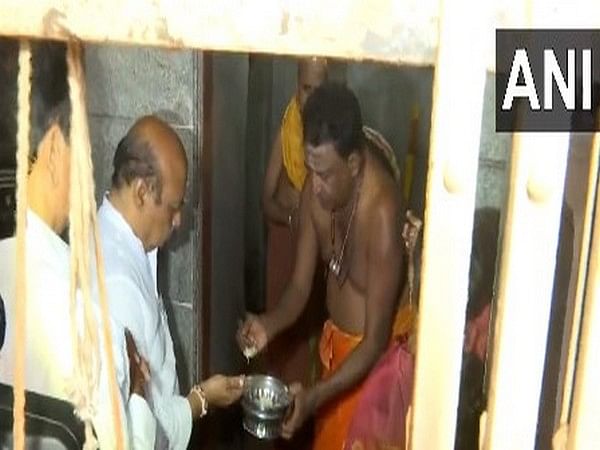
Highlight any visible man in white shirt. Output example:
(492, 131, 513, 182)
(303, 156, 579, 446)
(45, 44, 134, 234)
(99, 115, 245, 450)
(0, 41, 155, 449)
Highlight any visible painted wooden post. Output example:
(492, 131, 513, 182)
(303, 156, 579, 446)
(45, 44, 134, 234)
(409, 0, 488, 448)
(483, 132, 570, 450)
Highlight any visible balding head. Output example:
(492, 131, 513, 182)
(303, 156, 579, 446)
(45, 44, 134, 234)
(297, 57, 328, 111)
(112, 115, 187, 200)
(110, 115, 187, 251)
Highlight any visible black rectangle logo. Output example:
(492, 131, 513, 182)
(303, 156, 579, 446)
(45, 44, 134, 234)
(496, 29, 600, 131)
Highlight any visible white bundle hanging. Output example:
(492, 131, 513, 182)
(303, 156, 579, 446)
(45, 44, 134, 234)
(65, 40, 124, 450)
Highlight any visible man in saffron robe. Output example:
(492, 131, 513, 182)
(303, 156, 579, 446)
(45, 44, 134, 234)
(240, 82, 414, 449)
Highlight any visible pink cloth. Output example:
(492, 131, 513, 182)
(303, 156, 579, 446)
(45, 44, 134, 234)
(464, 303, 491, 361)
(344, 341, 414, 450)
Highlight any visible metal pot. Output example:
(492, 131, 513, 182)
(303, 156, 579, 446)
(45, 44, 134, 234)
(241, 375, 291, 440)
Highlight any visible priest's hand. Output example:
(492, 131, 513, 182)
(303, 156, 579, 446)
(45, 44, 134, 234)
(281, 383, 317, 440)
(236, 313, 270, 359)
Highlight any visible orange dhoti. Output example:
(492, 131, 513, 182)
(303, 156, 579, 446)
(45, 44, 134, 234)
(314, 320, 364, 450)
(313, 305, 415, 450)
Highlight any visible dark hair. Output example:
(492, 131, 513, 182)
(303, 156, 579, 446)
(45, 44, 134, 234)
(302, 82, 364, 158)
(111, 132, 163, 202)
(30, 41, 71, 157)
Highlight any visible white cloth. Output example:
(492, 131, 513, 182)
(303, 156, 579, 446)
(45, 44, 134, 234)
(98, 197, 192, 450)
(0, 210, 156, 449)
(148, 248, 158, 295)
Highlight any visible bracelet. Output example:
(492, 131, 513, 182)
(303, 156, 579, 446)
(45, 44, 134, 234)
(190, 384, 208, 418)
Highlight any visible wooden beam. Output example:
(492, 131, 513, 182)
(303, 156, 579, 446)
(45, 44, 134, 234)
(1, 0, 600, 66)
(0, 0, 438, 65)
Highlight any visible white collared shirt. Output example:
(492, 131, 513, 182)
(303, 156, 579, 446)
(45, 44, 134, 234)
(98, 197, 192, 450)
(0, 210, 156, 449)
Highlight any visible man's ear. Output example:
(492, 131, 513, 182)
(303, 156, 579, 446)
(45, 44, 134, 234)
(133, 178, 148, 209)
(347, 152, 362, 177)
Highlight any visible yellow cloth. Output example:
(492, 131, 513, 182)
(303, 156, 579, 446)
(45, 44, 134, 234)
(392, 303, 415, 338)
(281, 95, 307, 191)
